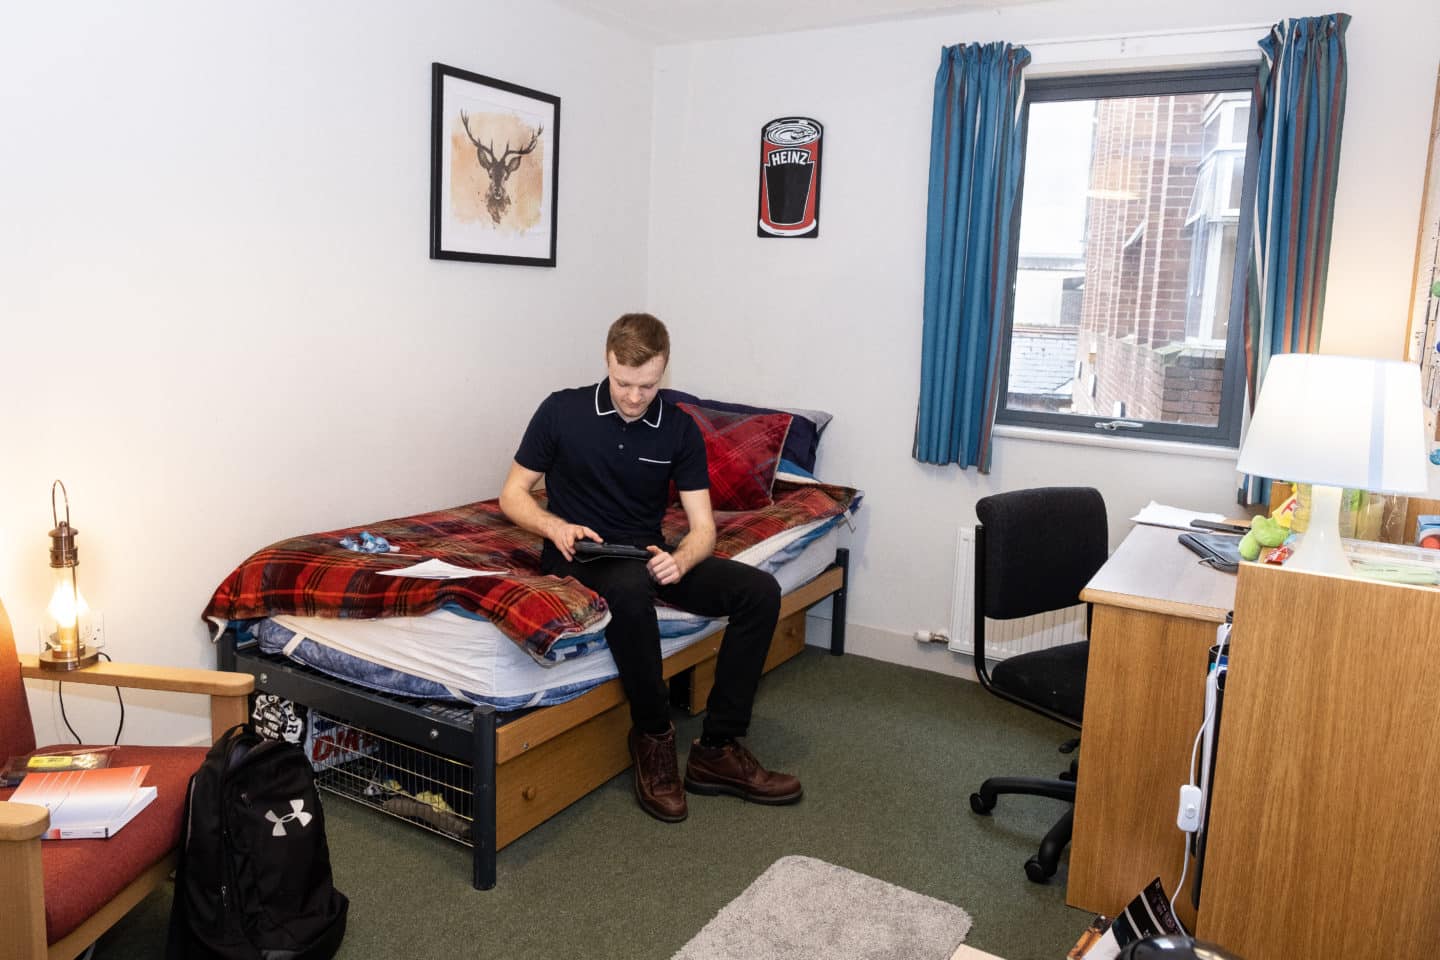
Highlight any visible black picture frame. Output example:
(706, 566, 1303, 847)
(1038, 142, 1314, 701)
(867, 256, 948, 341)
(429, 62, 560, 267)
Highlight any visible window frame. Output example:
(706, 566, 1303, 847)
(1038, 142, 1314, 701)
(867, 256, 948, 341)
(994, 65, 1261, 448)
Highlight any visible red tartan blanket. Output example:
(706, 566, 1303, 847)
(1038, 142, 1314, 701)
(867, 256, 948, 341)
(204, 480, 858, 659)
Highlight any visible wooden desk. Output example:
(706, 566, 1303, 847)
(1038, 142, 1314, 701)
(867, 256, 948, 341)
(1069, 524, 1236, 929)
(1071, 527, 1440, 958)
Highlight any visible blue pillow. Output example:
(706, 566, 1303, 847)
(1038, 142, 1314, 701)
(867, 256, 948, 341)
(661, 390, 830, 472)
(776, 458, 816, 480)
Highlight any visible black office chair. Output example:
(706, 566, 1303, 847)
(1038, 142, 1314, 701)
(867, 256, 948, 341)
(968, 486, 1108, 883)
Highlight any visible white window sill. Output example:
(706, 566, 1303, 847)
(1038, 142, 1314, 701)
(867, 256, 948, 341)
(993, 423, 1240, 461)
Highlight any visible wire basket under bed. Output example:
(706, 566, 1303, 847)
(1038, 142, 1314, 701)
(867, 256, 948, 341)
(308, 712, 476, 846)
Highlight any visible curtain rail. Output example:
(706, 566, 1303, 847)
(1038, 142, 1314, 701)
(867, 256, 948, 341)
(1022, 22, 1271, 51)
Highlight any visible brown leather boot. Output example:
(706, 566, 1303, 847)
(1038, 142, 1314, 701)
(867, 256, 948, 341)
(628, 724, 687, 822)
(684, 739, 803, 805)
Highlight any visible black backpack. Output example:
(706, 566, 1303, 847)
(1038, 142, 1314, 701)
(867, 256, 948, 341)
(167, 724, 349, 959)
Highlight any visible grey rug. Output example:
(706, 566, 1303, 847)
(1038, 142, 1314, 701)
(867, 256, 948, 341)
(672, 855, 972, 960)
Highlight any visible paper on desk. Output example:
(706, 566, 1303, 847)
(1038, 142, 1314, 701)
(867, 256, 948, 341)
(376, 559, 509, 579)
(1130, 500, 1227, 531)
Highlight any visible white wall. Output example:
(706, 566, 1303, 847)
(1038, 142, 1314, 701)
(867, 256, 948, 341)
(0, 0, 654, 745)
(648, 0, 1440, 670)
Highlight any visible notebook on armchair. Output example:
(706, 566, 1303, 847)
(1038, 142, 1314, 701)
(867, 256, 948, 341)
(7, 764, 155, 839)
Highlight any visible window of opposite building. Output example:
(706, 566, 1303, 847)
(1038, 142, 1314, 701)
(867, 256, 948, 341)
(995, 66, 1259, 447)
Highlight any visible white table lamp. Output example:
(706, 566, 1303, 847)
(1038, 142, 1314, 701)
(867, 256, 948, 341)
(1235, 353, 1429, 576)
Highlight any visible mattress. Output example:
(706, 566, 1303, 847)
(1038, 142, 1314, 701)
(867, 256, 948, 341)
(250, 521, 842, 711)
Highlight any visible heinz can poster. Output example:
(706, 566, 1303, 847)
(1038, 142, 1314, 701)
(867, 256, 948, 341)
(757, 117, 823, 238)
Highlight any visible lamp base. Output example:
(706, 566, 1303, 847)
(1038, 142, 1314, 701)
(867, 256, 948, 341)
(1287, 483, 1355, 577)
(37, 647, 100, 672)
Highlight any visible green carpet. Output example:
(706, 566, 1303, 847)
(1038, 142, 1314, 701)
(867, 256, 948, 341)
(95, 648, 1091, 958)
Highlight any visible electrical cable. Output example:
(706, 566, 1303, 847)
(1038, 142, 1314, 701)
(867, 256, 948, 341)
(54, 652, 125, 746)
(1167, 626, 1230, 927)
(57, 682, 82, 744)
(99, 652, 125, 745)
(1169, 707, 1211, 929)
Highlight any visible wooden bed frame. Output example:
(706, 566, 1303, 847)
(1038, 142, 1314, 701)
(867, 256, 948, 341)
(216, 548, 849, 889)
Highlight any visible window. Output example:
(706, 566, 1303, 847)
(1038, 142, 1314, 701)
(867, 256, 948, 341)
(995, 67, 1259, 446)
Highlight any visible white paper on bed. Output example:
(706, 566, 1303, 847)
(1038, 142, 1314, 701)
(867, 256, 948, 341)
(376, 558, 509, 579)
(268, 526, 839, 701)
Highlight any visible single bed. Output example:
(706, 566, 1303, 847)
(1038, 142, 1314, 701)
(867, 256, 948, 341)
(248, 515, 845, 710)
(207, 467, 857, 889)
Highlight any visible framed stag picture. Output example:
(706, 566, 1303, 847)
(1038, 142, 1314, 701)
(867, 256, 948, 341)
(430, 62, 560, 266)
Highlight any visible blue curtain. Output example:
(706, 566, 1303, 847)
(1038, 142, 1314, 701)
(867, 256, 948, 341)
(913, 42, 1031, 471)
(1241, 13, 1350, 504)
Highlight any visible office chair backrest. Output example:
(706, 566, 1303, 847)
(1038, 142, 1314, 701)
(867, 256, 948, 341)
(0, 598, 39, 760)
(975, 487, 1109, 621)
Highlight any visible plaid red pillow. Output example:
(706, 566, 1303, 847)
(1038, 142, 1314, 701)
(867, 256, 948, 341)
(676, 402, 792, 511)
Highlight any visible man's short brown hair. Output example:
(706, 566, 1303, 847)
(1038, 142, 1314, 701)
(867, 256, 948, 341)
(606, 313, 670, 367)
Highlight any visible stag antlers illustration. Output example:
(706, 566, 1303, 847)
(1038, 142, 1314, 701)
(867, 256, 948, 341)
(460, 111, 543, 224)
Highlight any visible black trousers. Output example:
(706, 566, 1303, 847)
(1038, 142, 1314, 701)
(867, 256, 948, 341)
(542, 546, 781, 740)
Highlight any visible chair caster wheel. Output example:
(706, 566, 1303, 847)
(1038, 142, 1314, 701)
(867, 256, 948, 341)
(1024, 857, 1055, 884)
(970, 792, 994, 815)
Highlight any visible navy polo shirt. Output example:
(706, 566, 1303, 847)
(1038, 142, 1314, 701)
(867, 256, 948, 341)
(515, 381, 709, 544)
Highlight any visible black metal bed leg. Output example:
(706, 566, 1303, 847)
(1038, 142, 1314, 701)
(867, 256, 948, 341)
(830, 548, 849, 656)
(471, 704, 497, 890)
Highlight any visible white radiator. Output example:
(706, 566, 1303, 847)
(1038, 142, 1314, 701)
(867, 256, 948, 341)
(947, 525, 1087, 659)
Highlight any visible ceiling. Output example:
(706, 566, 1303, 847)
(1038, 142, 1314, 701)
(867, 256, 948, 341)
(549, 0, 1045, 45)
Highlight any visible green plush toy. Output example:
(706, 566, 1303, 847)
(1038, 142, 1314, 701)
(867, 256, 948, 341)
(1238, 514, 1288, 561)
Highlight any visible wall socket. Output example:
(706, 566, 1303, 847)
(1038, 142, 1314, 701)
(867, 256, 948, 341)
(81, 612, 105, 651)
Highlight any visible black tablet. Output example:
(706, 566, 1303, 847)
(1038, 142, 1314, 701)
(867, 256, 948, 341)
(573, 541, 651, 561)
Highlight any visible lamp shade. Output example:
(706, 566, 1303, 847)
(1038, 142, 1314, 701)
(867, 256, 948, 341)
(1235, 354, 1429, 495)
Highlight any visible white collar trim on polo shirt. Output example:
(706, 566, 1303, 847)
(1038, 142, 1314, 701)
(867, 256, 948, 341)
(594, 381, 663, 428)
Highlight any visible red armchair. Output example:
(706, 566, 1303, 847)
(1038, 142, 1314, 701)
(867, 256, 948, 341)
(0, 598, 253, 960)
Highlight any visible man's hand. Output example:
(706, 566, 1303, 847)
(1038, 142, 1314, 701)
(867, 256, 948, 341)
(649, 488, 716, 586)
(646, 545, 683, 585)
(549, 520, 601, 563)
(500, 461, 599, 562)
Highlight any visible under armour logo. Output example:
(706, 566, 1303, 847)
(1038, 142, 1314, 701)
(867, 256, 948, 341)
(264, 799, 313, 836)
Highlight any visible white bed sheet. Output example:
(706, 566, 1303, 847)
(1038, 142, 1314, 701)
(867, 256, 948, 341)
(267, 526, 840, 703)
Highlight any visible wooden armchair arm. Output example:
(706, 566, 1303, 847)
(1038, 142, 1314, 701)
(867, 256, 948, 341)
(19, 656, 254, 744)
(0, 801, 49, 842)
(18, 657, 252, 696)
(0, 803, 48, 958)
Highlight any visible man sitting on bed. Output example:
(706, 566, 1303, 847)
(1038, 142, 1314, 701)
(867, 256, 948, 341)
(499, 312, 801, 823)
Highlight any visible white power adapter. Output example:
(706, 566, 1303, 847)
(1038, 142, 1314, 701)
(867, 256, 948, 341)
(1176, 784, 1203, 833)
